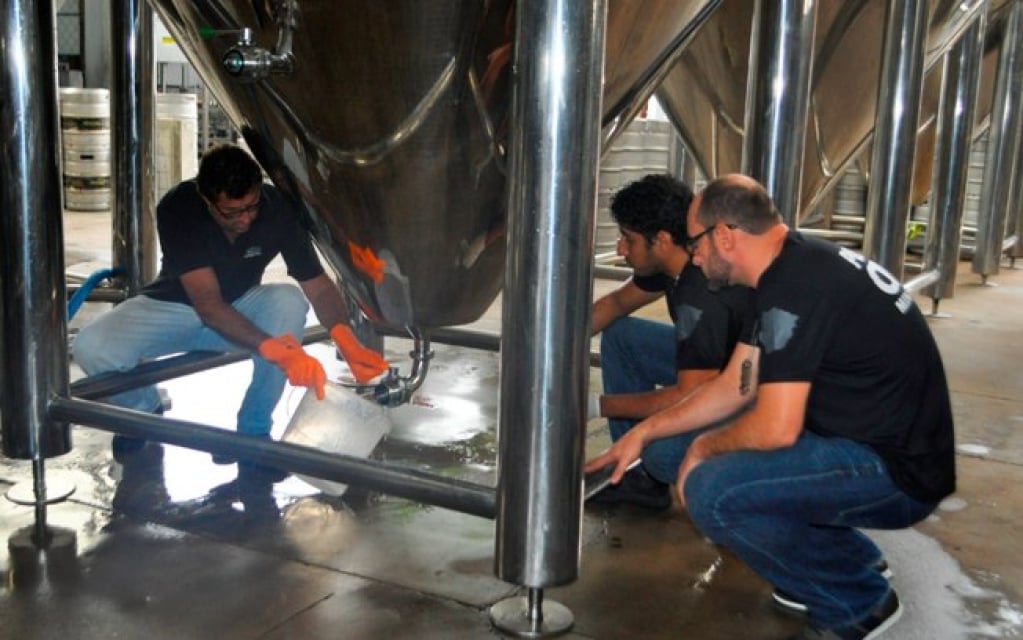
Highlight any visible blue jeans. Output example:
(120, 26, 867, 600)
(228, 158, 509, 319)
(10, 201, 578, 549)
(683, 431, 938, 628)
(600, 316, 677, 440)
(600, 316, 691, 480)
(72, 283, 309, 436)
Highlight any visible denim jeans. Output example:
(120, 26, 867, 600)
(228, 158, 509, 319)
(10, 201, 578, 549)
(600, 316, 678, 440)
(72, 283, 309, 436)
(600, 316, 694, 481)
(683, 430, 938, 628)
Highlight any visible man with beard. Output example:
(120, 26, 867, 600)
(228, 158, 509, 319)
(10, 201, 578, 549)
(588, 174, 750, 509)
(586, 174, 955, 639)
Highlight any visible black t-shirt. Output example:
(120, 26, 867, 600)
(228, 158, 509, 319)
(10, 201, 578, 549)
(749, 231, 955, 502)
(634, 262, 751, 371)
(141, 180, 324, 305)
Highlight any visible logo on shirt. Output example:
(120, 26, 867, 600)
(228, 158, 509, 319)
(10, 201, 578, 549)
(243, 246, 263, 260)
(674, 304, 703, 341)
(760, 307, 799, 353)
(837, 246, 914, 313)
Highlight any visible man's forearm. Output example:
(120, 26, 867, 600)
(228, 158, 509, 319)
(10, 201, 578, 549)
(196, 304, 270, 352)
(602, 385, 691, 420)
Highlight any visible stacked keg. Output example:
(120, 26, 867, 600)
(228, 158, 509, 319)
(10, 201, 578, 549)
(155, 92, 199, 201)
(59, 88, 112, 211)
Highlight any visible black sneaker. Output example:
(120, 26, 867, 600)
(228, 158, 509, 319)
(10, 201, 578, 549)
(791, 590, 902, 639)
(588, 466, 671, 510)
(773, 560, 892, 615)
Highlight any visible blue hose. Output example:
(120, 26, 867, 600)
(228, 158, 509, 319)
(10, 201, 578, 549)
(67, 267, 124, 320)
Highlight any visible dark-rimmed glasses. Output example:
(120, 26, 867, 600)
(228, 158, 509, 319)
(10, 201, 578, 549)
(685, 223, 738, 253)
(212, 196, 261, 221)
(685, 224, 717, 254)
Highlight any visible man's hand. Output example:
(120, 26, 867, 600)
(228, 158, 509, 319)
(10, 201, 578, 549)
(330, 324, 389, 384)
(583, 425, 648, 486)
(258, 334, 327, 400)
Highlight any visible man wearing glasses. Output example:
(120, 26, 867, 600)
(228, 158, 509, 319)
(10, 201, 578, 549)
(587, 174, 750, 509)
(73, 144, 387, 471)
(588, 174, 955, 639)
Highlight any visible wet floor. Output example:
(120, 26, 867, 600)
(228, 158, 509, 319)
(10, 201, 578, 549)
(0, 211, 1021, 639)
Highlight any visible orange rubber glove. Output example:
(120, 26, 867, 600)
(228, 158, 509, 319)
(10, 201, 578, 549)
(347, 241, 386, 284)
(330, 324, 389, 384)
(258, 334, 326, 400)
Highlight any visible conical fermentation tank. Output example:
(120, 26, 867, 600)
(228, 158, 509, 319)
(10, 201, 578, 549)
(656, 0, 1004, 219)
(150, 0, 720, 331)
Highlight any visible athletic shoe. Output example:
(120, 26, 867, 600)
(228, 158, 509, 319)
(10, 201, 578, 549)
(588, 466, 671, 510)
(790, 590, 902, 639)
(773, 560, 892, 615)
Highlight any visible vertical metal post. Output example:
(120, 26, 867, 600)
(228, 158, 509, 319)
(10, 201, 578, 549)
(111, 0, 158, 293)
(1011, 113, 1023, 261)
(0, 0, 71, 521)
(923, 11, 987, 307)
(742, 0, 818, 225)
(491, 0, 606, 635)
(862, 0, 928, 275)
(973, 0, 1023, 278)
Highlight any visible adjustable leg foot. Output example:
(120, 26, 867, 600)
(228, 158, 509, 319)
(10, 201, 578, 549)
(489, 587, 573, 638)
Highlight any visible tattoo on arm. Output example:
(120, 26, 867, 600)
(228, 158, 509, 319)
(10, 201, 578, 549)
(740, 359, 752, 395)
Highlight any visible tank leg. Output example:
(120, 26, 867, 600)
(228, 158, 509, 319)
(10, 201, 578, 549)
(489, 587, 574, 638)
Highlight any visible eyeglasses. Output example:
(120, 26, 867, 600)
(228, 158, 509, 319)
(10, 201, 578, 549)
(685, 224, 717, 253)
(685, 222, 738, 253)
(212, 196, 261, 221)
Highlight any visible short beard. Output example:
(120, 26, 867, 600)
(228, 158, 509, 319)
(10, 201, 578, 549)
(704, 246, 732, 291)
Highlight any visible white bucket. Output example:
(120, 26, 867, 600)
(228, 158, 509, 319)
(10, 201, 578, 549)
(60, 88, 111, 211)
(156, 92, 199, 199)
(281, 383, 391, 496)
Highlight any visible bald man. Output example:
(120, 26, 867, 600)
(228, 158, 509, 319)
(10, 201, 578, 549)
(587, 174, 955, 639)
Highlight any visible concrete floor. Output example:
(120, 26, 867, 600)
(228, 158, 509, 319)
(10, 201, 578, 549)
(1, 210, 1021, 639)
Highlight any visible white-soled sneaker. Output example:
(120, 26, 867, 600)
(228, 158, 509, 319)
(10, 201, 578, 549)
(791, 590, 902, 640)
(772, 560, 893, 615)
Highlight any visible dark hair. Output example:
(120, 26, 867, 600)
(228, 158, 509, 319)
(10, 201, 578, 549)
(696, 176, 781, 235)
(196, 144, 264, 201)
(610, 174, 693, 246)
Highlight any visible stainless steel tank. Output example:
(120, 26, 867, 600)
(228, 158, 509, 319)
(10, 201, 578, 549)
(656, 0, 1006, 217)
(150, 0, 720, 331)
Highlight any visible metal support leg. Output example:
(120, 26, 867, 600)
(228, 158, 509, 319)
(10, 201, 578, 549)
(742, 0, 818, 224)
(491, 0, 607, 635)
(862, 0, 928, 275)
(0, 0, 75, 557)
(923, 10, 987, 310)
(973, 0, 1023, 279)
(489, 588, 574, 639)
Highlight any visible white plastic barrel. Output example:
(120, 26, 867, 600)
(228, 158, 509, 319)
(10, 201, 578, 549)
(59, 88, 111, 211)
(156, 92, 199, 200)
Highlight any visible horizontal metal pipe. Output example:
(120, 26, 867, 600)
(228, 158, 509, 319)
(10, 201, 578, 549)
(380, 326, 499, 353)
(592, 264, 633, 281)
(66, 285, 128, 305)
(903, 269, 941, 295)
(49, 397, 497, 519)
